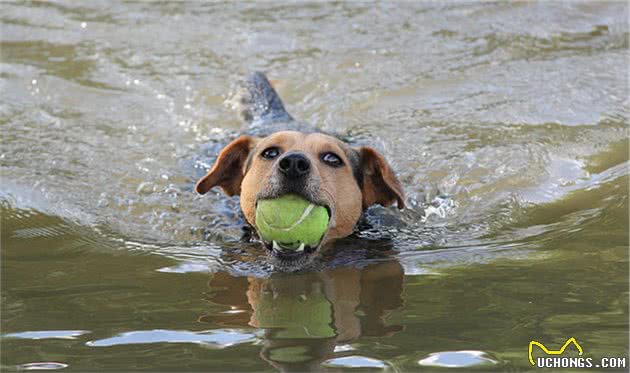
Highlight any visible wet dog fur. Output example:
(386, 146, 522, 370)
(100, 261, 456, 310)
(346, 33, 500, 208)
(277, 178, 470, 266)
(195, 72, 404, 269)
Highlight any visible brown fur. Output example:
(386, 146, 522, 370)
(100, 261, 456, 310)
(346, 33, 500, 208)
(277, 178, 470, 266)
(196, 130, 404, 248)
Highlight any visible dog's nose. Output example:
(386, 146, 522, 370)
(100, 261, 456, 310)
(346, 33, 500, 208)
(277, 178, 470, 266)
(278, 153, 310, 179)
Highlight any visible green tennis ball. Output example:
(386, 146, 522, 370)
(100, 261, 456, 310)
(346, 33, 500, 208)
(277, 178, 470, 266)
(255, 194, 329, 249)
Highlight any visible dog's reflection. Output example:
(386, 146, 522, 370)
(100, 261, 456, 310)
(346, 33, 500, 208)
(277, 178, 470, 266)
(200, 260, 404, 371)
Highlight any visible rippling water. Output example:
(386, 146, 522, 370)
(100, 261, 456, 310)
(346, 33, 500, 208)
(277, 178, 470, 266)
(1, 1, 628, 371)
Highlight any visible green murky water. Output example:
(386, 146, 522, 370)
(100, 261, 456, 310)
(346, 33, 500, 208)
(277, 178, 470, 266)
(1, 2, 628, 371)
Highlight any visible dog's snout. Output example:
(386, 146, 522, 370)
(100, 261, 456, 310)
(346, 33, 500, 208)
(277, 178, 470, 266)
(278, 152, 310, 179)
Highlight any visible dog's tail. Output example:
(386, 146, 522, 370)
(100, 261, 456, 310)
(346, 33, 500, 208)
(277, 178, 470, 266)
(236, 71, 293, 125)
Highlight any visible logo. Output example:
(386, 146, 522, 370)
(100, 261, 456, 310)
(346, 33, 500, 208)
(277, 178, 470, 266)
(528, 337, 583, 366)
(528, 337, 627, 369)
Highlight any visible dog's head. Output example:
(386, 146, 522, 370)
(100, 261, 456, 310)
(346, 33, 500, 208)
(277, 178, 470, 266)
(196, 131, 404, 263)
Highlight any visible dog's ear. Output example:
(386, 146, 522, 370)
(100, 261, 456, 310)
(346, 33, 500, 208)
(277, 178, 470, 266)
(357, 147, 405, 209)
(195, 136, 258, 196)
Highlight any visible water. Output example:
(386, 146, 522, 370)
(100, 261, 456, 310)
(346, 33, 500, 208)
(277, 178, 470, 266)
(1, 1, 628, 371)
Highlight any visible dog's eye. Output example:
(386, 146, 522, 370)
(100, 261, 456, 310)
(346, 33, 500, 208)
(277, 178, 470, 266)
(321, 152, 343, 167)
(261, 147, 280, 159)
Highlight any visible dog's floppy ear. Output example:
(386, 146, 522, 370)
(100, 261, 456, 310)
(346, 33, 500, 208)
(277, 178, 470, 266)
(195, 136, 258, 196)
(358, 147, 405, 209)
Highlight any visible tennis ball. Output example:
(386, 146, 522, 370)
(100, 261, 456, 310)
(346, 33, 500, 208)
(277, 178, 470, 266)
(255, 194, 329, 250)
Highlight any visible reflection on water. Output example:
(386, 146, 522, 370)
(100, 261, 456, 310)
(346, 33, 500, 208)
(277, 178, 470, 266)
(1, 0, 628, 371)
(3, 330, 88, 340)
(86, 329, 257, 348)
(15, 362, 69, 371)
(418, 350, 498, 368)
(201, 261, 403, 371)
(323, 355, 389, 369)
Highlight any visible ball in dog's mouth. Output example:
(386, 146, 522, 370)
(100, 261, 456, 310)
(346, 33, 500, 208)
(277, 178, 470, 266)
(262, 240, 319, 260)
(255, 194, 331, 261)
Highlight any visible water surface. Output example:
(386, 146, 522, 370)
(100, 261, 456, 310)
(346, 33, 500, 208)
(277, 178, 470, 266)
(1, 1, 628, 371)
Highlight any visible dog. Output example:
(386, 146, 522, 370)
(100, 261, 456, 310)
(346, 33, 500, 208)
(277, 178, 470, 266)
(195, 72, 404, 267)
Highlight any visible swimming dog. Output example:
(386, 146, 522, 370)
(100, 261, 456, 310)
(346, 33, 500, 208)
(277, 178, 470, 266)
(195, 72, 404, 267)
